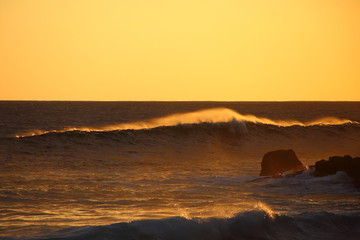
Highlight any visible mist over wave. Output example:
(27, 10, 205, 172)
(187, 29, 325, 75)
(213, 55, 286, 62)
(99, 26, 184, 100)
(15, 108, 358, 138)
(11, 107, 360, 163)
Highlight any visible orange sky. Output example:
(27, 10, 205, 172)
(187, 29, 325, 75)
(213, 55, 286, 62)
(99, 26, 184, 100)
(0, 0, 359, 101)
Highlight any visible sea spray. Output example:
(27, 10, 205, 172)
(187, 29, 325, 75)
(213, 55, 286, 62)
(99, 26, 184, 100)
(15, 108, 358, 138)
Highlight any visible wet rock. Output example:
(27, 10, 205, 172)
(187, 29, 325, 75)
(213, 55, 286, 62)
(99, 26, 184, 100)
(260, 149, 304, 176)
(314, 155, 360, 187)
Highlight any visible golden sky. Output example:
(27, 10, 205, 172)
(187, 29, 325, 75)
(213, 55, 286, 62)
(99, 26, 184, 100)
(0, 0, 359, 101)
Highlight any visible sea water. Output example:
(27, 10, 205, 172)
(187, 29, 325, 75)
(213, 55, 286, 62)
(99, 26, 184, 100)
(0, 101, 360, 239)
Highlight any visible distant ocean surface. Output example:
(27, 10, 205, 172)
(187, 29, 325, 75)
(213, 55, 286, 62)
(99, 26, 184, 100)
(1, 101, 360, 240)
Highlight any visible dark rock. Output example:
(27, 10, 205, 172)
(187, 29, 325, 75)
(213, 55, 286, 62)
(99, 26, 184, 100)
(314, 155, 360, 187)
(259, 149, 304, 176)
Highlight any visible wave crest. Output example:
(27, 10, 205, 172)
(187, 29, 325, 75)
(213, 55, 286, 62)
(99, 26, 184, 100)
(22, 210, 360, 240)
(16, 108, 358, 138)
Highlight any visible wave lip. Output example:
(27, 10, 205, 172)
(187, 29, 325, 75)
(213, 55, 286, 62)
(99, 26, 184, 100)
(15, 108, 359, 138)
(19, 210, 360, 240)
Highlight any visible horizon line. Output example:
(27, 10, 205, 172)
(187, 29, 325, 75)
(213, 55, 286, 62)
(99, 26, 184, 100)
(1, 100, 359, 103)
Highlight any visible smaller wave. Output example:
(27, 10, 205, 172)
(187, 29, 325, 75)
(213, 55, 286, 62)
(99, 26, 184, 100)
(15, 108, 359, 138)
(252, 169, 359, 196)
(19, 209, 360, 240)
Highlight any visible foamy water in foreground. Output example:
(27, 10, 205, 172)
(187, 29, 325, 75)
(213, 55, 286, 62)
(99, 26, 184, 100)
(1, 101, 360, 239)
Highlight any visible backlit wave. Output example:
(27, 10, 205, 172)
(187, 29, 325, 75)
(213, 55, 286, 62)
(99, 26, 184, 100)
(15, 108, 358, 138)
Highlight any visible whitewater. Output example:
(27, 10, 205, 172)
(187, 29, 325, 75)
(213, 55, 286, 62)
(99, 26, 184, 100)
(0, 101, 360, 240)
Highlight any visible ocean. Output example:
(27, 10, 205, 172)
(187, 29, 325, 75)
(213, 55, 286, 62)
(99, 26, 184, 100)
(0, 101, 360, 240)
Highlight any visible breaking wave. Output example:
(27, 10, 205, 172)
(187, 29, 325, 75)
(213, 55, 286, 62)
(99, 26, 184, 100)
(15, 108, 358, 138)
(17, 210, 360, 240)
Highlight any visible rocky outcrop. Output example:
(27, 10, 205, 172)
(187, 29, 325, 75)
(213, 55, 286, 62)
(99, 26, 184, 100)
(314, 155, 360, 187)
(260, 149, 304, 176)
